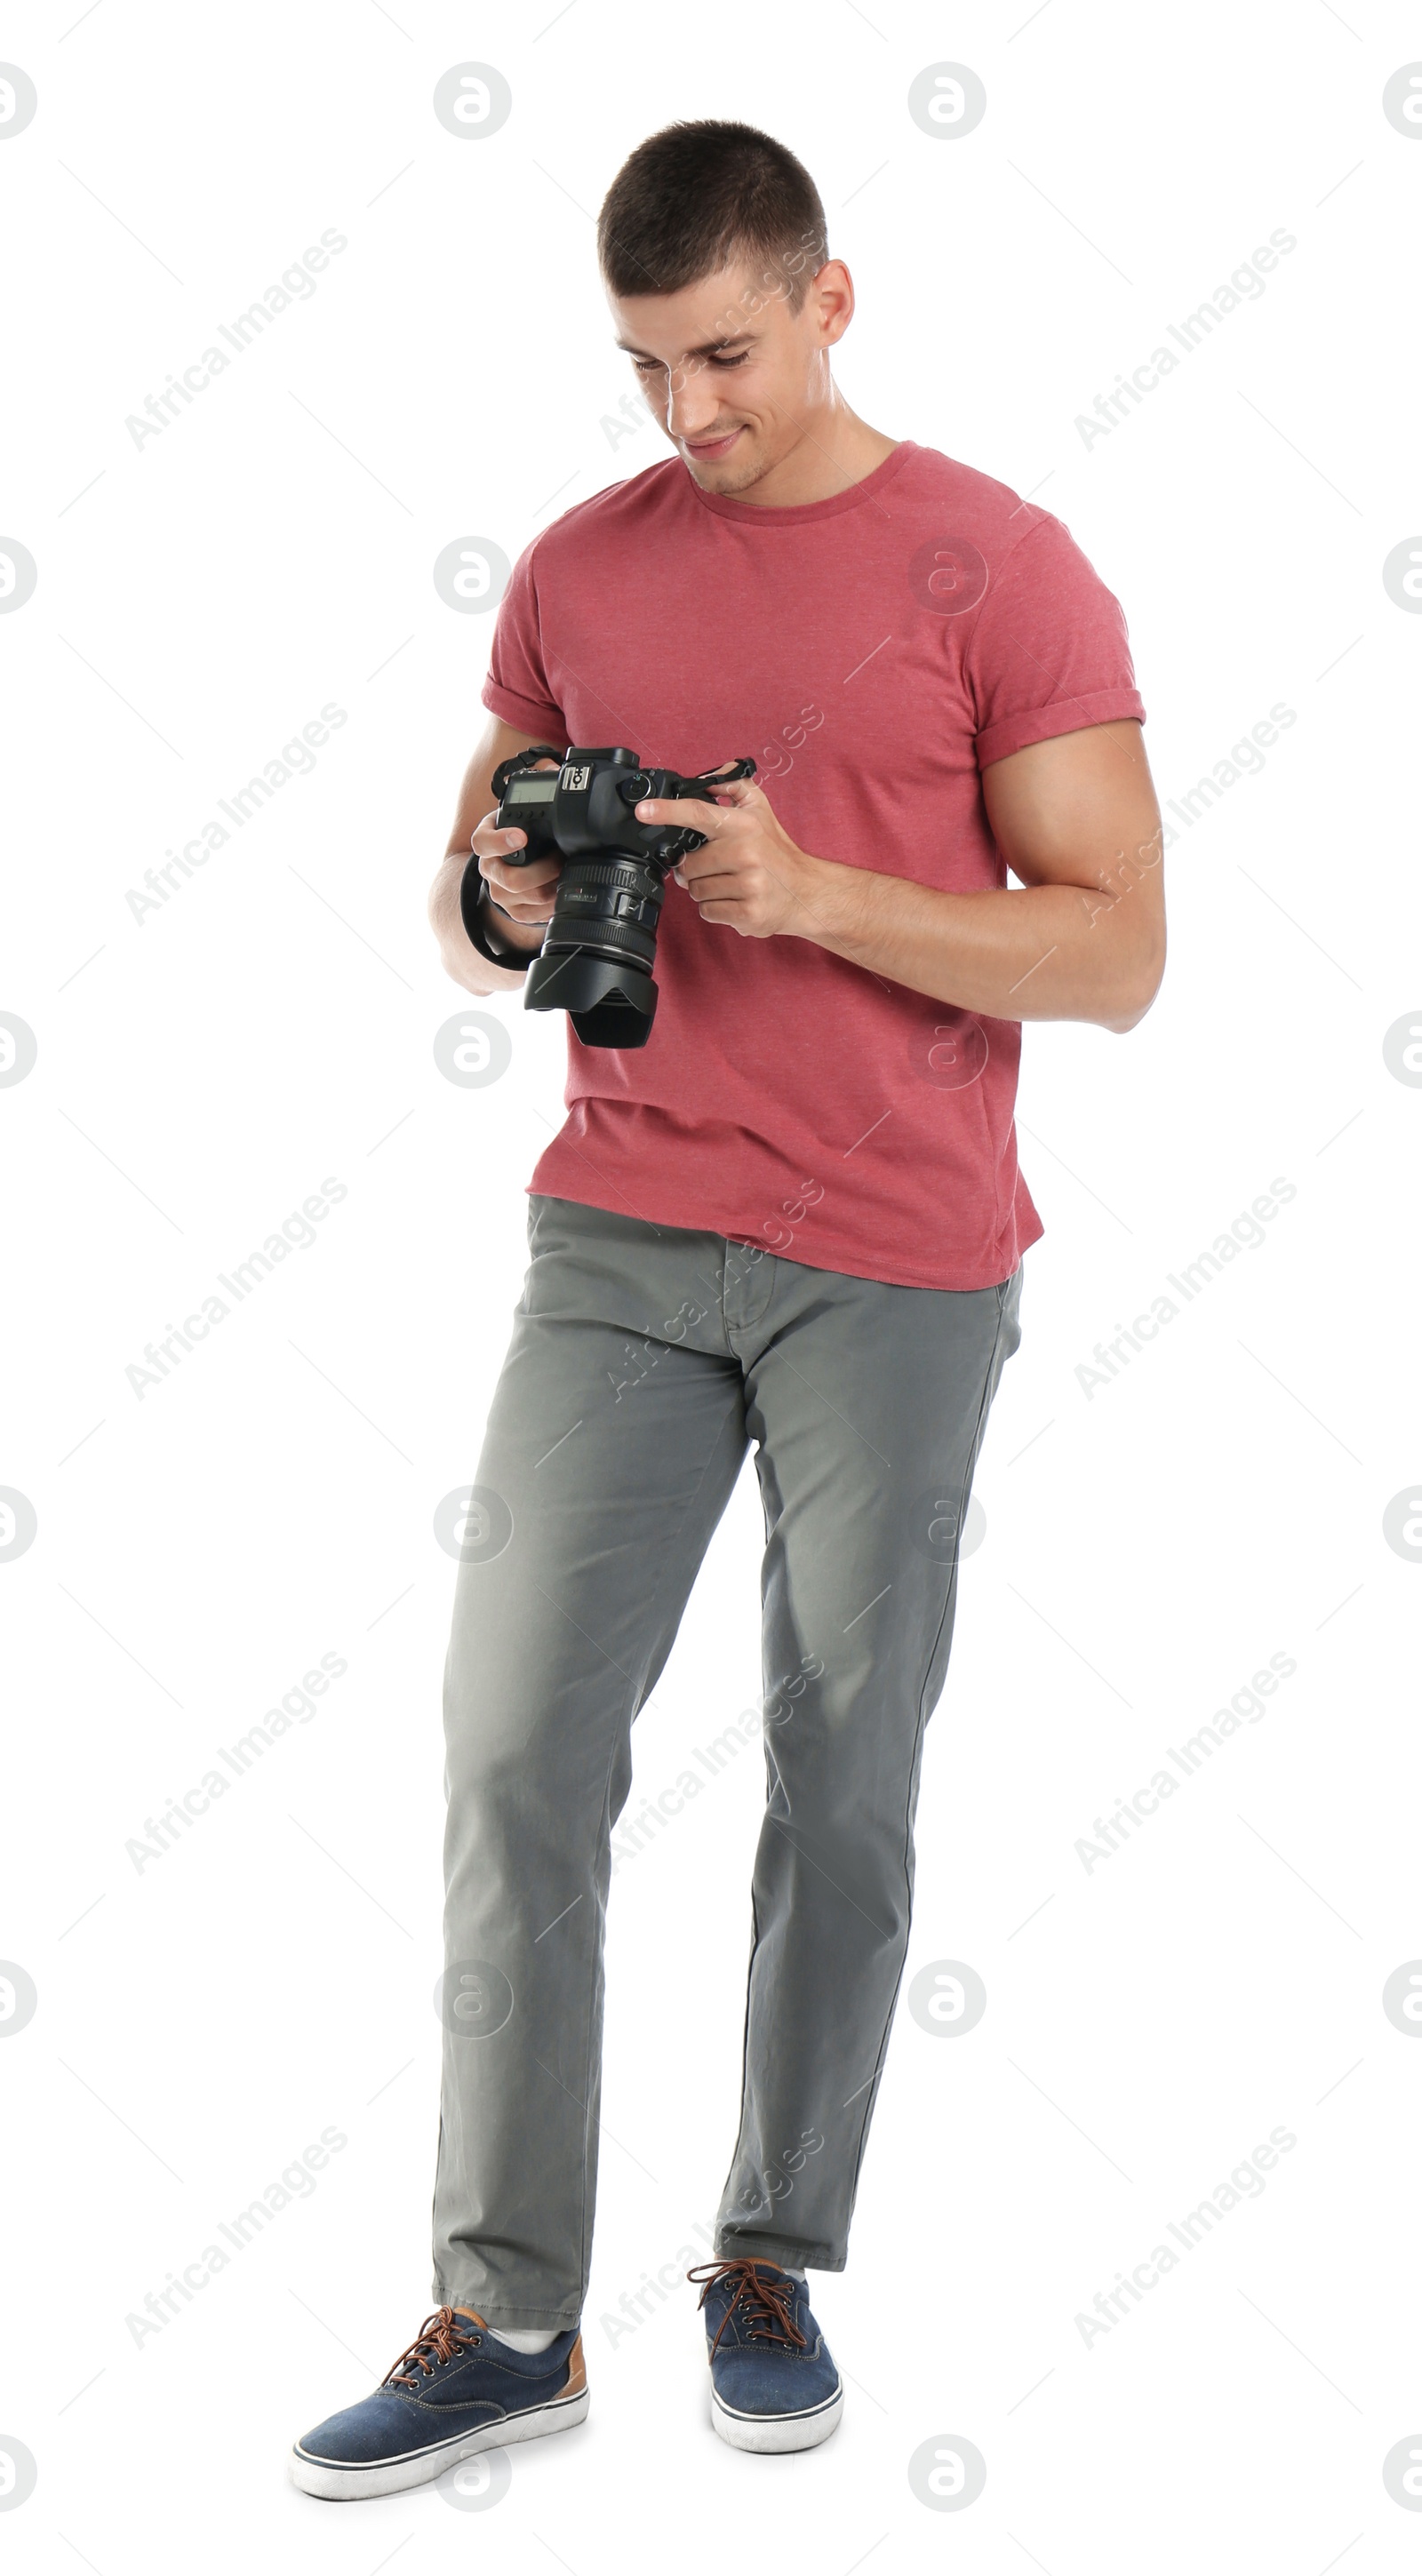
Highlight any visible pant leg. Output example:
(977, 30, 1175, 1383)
(711, 1249, 1025, 2271)
(432, 1194, 749, 2329)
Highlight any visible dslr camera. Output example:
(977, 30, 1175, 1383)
(461, 743, 755, 1049)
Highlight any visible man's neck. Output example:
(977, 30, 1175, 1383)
(702, 409, 899, 510)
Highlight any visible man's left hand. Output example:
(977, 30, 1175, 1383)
(635, 775, 834, 940)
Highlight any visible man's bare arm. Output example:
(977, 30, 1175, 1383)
(638, 718, 1166, 1034)
(428, 714, 565, 995)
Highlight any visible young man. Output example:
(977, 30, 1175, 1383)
(292, 119, 1163, 2496)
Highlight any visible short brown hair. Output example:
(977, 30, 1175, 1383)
(597, 120, 828, 314)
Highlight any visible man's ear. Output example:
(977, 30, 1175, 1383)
(807, 261, 855, 349)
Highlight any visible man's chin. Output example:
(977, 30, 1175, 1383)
(682, 441, 765, 498)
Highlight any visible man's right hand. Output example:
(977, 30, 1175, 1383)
(430, 723, 566, 994)
(472, 795, 563, 946)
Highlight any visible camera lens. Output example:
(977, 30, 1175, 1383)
(543, 855, 665, 972)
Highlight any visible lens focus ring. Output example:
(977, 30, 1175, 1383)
(563, 860, 661, 891)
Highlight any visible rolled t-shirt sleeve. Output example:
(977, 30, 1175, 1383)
(480, 535, 568, 739)
(966, 512, 1146, 770)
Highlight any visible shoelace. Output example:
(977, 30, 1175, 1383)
(686, 2259, 809, 2359)
(382, 2306, 482, 2389)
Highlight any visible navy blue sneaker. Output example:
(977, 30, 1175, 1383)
(688, 2259, 843, 2452)
(291, 2305, 587, 2499)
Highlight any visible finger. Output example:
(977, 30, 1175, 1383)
(635, 795, 738, 833)
(679, 857, 757, 897)
(675, 842, 755, 878)
(488, 897, 557, 925)
(482, 856, 561, 898)
(638, 775, 762, 826)
(675, 862, 747, 896)
(481, 864, 547, 898)
(490, 869, 558, 898)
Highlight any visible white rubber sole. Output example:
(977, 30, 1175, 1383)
(290, 2387, 589, 2500)
(710, 2383, 844, 2454)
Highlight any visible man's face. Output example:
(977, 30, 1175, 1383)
(609, 259, 841, 497)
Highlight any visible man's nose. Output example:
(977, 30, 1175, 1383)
(664, 359, 724, 442)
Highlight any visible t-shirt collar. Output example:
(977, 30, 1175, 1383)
(683, 438, 917, 526)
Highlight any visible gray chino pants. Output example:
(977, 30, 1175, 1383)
(432, 1192, 1023, 2328)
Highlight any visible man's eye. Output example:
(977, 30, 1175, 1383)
(633, 352, 748, 373)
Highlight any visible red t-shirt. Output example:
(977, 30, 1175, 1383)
(481, 438, 1145, 1290)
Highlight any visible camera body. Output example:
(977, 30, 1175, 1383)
(461, 743, 755, 1049)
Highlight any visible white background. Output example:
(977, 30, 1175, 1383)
(4, 1, 1420, 2567)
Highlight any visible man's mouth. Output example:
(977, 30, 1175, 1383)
(683, 427, 743, 459)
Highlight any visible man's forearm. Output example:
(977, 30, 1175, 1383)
(645, 724, 1166, 1034)
(785, 849, 1164, 1033)
(429, 852, 534, 993)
